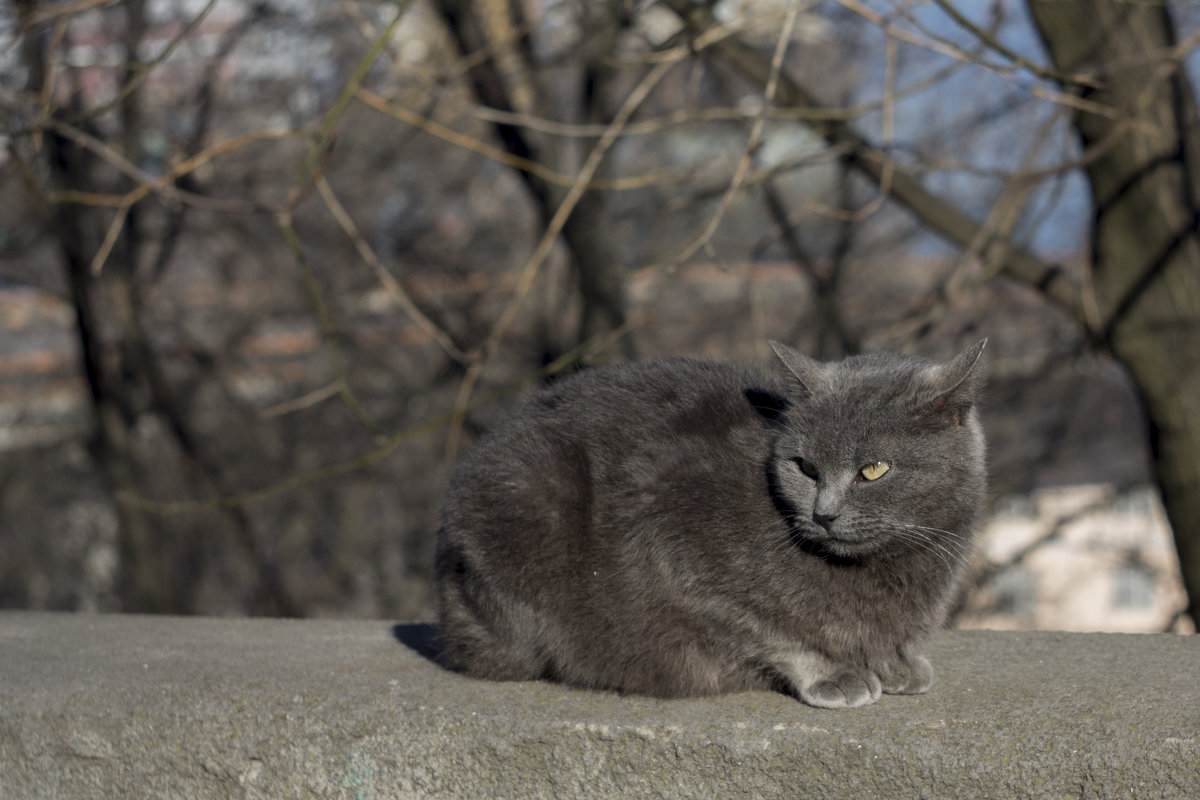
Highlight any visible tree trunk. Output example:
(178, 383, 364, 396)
(1029, 0, 1200, 624)
(15, 0, 166, 612)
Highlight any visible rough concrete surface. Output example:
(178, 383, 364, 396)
(0, 612, 1196, 799)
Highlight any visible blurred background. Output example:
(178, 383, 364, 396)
(1, 0, 1196, 632)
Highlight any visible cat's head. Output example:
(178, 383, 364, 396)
(764, 340, 987, 564)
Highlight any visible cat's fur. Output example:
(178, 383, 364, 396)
(435, 340, 986, 708)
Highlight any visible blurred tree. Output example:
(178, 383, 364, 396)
(1, 0, 1195, 629)
(10, 0, 299, 615)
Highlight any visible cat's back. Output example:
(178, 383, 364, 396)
(439, 355, 781, 568)
(537, 355, 773, 427)
(461, 356, 778, 463)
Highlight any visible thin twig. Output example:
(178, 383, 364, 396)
(271, 0, 417, 430)
(84, 128, 300, 275)
(836, 0, 985, 66)
(19, 0, 121, 27)
(842, 0, 1100, 91)
(315, 176, 469, 363)
(290, 0, 414, 200)
(928, 0, 1101, 88)
(400, 49, 979, 139)
(277, 210, 379, 431)
(354, 88, 689, 192)
(259, 381, 343, 420)
(805, 36, 897, 222)
(659, 0, 801, 266)
(49, 121, 253, 212)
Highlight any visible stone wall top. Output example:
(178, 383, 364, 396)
(1, 612, 1197, 799)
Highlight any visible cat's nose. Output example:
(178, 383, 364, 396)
(812, 510, 839, 531)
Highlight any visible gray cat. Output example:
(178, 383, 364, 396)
(435, 340, 986, 708)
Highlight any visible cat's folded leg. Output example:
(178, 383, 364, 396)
(773, 650, 883, 709)
(875, 647, 933, 695)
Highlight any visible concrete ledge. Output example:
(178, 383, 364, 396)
(1, 612, 1197, 799)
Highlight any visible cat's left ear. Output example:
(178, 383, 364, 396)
(918, 339, 987, 424)
(770, 340, 827, 398)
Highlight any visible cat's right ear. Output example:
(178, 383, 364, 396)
(917, 338, 987, 425)
(770, 340, 826, 397)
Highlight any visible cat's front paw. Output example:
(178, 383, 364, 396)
(799, 667, 882, 709)
(877, 650, 933, 695)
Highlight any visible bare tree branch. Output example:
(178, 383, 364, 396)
(442, 56, 676, 462)
(659, 0, 1085, 322)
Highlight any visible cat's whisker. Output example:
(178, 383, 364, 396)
(893, 522, 969, 548)
(848, 518, 964, 565)
(902, 524, 972, 543)
(762, 514, 974, 573)
(887, 526, 972, 568)
(898, 524, 975, 558)
(886, 531, 957, 570)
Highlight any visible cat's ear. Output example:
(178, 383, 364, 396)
(918, 339, 986, 424)
(769, 340, 826, 397)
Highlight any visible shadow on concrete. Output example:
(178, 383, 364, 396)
(391, 623, 445, 666)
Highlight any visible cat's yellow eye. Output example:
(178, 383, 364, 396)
(859, 460, 890, 481)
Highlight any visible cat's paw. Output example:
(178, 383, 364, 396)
(799, 667, 882, 709)
(877, 650, 933, 695)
